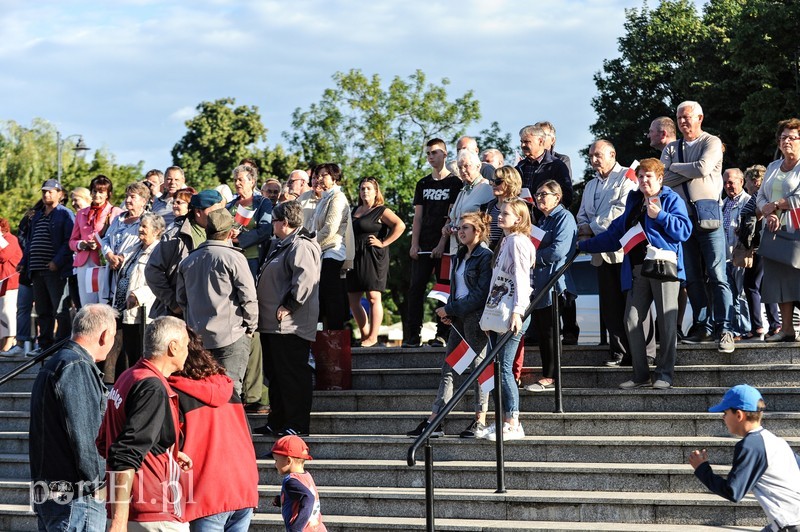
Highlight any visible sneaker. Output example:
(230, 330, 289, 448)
(459, 420, 488, 439)
(485, 422, 508, 442)
(253, 424, 275, 436)
(277, 428, 309, 437)
(682, 327, 713, 344)
(647, 356, 656, 367)
(406, 419, 443, 438)
(26, 348, 43, 358)
(717, 331, 735, 353)
(619, 379, 651, 389)
(427, 337, 446, 348)
(652, 379, 672, 390)
(603, 354, 623, 367)
(0, 345, 24, 357)
(765, 331, 797, 343)
(486, 422, 525, 441)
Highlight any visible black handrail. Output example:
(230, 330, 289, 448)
(406, 248, 580, 531)
(0, 337, 70, 388)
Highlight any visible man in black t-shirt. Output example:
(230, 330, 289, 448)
(403, 138, 462, 348)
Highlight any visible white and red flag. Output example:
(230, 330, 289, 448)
(519, 188, 534, 204)
(530, 224, 546, 249)
(234, 205, 255, 227)
(0, 234, 7, 250)
(478, 364, 494, 393)
(85, 267, 101, 293)
(426, 283, 450, 304)
(624, 160, 640, 182)
(789, 205, 800, 230)
(619, 223, 647, 254)
(444, 339, 479, 375)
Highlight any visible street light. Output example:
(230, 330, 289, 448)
(56, 131, 90, 181)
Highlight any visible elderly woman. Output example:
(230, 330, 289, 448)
(446, 151, 494, 254)
(737, 165, 781, 340)
(227, 164, 274, 279)
(165, 186, 195, 235)
(756, 118, 800, 342)
(255, 201, 321, 437)
(525, 180, 578, 392)
(69, 175, 122, 306)
(481, 166, 524, 249)
(0, 218, 23, 354)
(347, 177, 406, 347)
(579, 158, 691, 389)
(311, 163, 354, 331)
(109, 212, 165, 376)
(101, 181, 150, 276)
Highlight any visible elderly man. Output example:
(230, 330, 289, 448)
(260, 178, 282, 207)
(151, 166, 187, 226)
(516, 125, 573, 220)
(176, 209, 258, 395)
(143, 169, 164, 210)
(30, 304, 117, 532)
(481, 148, 505, 169)
(537, 121, 572, 179)
(649, 116, 677, 151)
(662, 100, 735, 353)
(97, 316, 192, 532)
(456, 136, 495, 180)
(722, 168, 752, 338)
(578, 140, 646, 366)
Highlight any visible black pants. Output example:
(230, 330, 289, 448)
(262, 332, 312, 434)
(598, 262, 628, 356)
(405, 254, 450, 344)
(533, 305, 557, 379)
(119, 323, 144, 375)
(319, 258, 348, 330)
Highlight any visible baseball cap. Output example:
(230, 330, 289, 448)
(271, 435, 313, 460)
(205, 208, 233, 235)
(189, 189, 223, 209)
(41, 179, 63, 191)
(708, 384, 764, 413)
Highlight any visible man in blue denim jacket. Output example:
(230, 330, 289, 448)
(29, 304, 118, 532)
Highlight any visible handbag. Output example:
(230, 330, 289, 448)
(731, 245, 754, 268)
(479, 272, 516, 333)
(640, 245, 679, 282)
(757, 228, 800, 269)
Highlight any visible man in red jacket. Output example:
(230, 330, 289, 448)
(97, 316, 193, 532)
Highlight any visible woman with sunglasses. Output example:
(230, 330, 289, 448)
(347, 177, 406, 347)
(481, 166, 526, 249)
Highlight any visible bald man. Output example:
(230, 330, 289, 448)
(457, 136, 495, 180)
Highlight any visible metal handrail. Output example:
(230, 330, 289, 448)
(406, 248, 579, 531)
(0, 338, 70, 388)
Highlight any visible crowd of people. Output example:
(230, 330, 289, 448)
(9, 102, 800, 529)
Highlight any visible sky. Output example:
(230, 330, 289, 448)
(1, 0, 705, 178)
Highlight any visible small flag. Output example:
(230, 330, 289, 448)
(444, 339, 479, 375)
(0, 234, 7, 250)
(85, 267, 101, 293)
(519, 188, 534, 204)
(439, 254, 452, 282)
(478, 364, 494, 393)
(427, 283, 450, 304)
(789, 206, 800, 230)
(620, 223, 647, 254)
(624, 160, 640, 182)
(530, 224, 546, 249)
(234, 204, 255, 226)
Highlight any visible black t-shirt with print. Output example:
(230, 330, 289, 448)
(413, 173, 463, 251)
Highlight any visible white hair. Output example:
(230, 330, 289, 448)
(677, 100, 703, 116)
(289, 169, 310, 183)
(144, 316, 187, 359)
(456, 149, 481, 168)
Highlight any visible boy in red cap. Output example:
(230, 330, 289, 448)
(272, 435, 327, 531)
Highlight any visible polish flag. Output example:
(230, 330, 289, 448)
(620, 223, 647, 254)
(478, 364, 494, 393)
(624, 160, 640, 182)
(530, 224, 546, 249)
(0, 234, 7, 250)
(85, 267, 101, 293)
(234, 204, 255, 226)
(519, 188, 534, 204)
(439, 254, 452, 282)
(444, 339, 479, 375)
(427, 283, 450, 304)
(789, 205, 800, 230)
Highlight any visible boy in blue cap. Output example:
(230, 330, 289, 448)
(689, 384, 800, 531)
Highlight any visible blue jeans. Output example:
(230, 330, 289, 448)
(16, 283, 33, 342)
(726, 262, 751, 336)
(489, 315, 530, 419)
(35, 496, 106, 532)
(682, 225, 733, 336)
(190, 508, 253, 532)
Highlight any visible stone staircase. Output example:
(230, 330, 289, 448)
(0, 341, 798, 531)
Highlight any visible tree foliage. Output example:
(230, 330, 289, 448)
(171, 98, 267, 189)
(589, 0, 800, 180)
(286, 69, 481, 324)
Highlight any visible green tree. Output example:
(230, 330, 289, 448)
(475, 121, 514, 163)
(286, 69, 481, 324)
(171, 98, 267, 189)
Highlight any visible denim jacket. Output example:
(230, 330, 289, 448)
(532, 204, 577, 309)
(29, 341, 106, 494)
(443, 243, 493, 318)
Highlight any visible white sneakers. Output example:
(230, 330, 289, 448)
(483, 422, 525, 442)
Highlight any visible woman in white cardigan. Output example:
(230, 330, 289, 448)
(311, 163, 355, 330)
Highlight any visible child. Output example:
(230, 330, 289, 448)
(689, 384, 800, 530)
(272, 435, 327, 532)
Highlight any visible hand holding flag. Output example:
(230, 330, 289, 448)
(234, 204, 255, 227)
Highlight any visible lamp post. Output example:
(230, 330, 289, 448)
(56, 131, 90, 181)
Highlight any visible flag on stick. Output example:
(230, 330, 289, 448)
(619, 223, 647, 254)
(234, 204, 255, 226)
(85, 267, 101, 293)
(478, 364, 495, 393)
(426, 283, 450, 304)
(519, 188, 534, 204)
(624, 160, 640, 182)
(444, 339, 479, 375)
(530, 225, 546, 249)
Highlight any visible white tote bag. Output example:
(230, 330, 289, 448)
(479, 271, 516, 333)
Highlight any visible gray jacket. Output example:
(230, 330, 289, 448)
(257, 228, 321, 342)
(176, 239, 258, 349)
